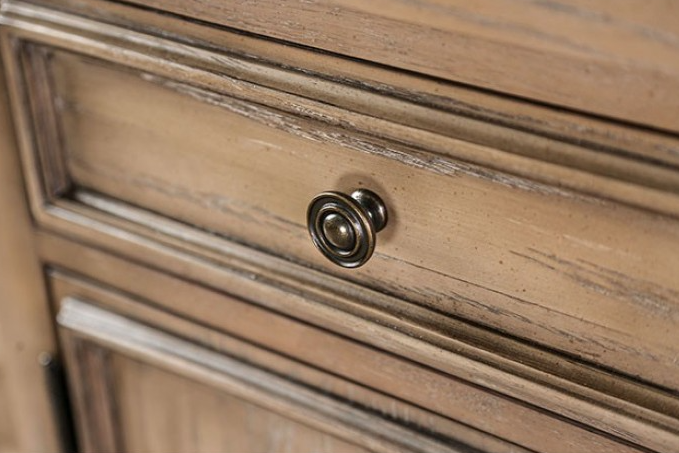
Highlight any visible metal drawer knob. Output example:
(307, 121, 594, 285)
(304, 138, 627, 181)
(307, 189, 388, 268)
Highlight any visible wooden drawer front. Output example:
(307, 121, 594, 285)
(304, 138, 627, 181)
(52, 289, 466, 453)
(47, 254, 665, 453)
(51, 271, 535, 453)
(8, 30, 679, 397)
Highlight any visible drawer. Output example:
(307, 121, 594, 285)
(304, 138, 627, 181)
(51, 272, 498, 453)
(7, 23, 679, 393)
(45, 241, 667, 453)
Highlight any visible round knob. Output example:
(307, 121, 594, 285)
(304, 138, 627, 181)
(307, 189, 388, 268)
(321, 213, 355, 251)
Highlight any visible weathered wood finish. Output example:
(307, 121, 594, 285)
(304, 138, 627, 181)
(38, 0, 679, 169)
(49, 271, 530, 453)
(0, 23, 61, 453)
(41, 234, 679, 452)
(0, 338, 15, 453)
(1, 0, 679, 452)
(51, 0, 679, 132)
(55, 294, 490, 453)
(110, 356, 371, 453)
(49, 269, 650, 453)
(5, 28, 679, 392)
(3, 1, 679, 212)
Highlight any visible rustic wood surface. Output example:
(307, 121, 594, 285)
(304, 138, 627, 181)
(56, 294, 484, 453)
(110, 355, 371, 453)
(0, 336, 14, 453)
(50, 269, 648, 453)
(50, 270, 533, 453)
(2, 1, 679, 452)
(2, 6, 679, 449)
(47, 0, 679, 132)
(42, 233, 679, 452)
(4, 2, 679, 212)
(23, 46, 679, 394)
(0, 29, 61, 453)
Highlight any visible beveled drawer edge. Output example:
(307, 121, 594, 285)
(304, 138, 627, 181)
(3, 0, 679, 219)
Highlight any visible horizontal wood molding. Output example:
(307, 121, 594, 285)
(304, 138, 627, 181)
(3, 1, 679, 216)
(25, 0, 679, 170)
(37, 0, 679, 134)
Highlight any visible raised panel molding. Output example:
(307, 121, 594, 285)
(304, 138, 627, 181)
(57, 297, 480, 453)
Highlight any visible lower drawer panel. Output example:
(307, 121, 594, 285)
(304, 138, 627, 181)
(61, 332, 374, 453)
(43, 234, 679, 453)
(53, 273, 531, 453)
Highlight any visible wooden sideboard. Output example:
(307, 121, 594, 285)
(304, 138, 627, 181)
(1, 1, 678, 452)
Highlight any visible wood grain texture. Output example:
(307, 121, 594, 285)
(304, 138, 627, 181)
(59, 338, 121, 453)
(62, 341, 374, 453)
(32, 48, 679, 393)
(111, 355, 370, 453)
(56, 297, 481, 453)
(49, 0, 679, 132)
(3, 1, 679, 213)
(15, 0, 679, 171)
(0, 23, 61, 453)
(2, 3, 679, 452)
(1, 16, 678, 447)
(49, 270, 532, 453)
(0, 331, 16, 453)
(49, 270, 649, 453)
(40, 233, 679, 452)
